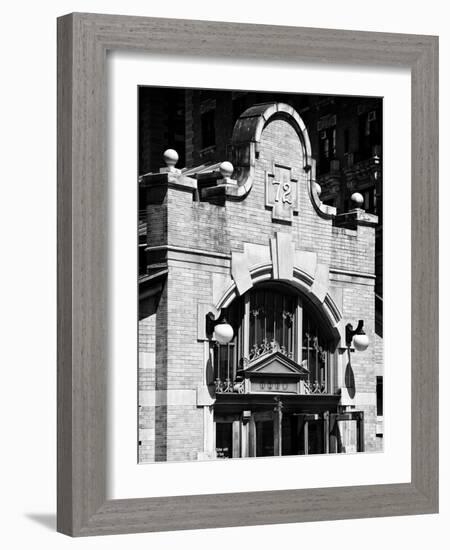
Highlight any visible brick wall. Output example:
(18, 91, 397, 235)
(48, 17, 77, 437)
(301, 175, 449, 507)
(138, 313, 156, 462)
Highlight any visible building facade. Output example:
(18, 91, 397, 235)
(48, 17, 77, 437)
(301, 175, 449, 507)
(138, 96, 382, 462)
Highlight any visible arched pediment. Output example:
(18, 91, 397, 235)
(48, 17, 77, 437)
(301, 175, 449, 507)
(225, 103, 312, 201)
(211, 102, 335, 219)
(232, 102, 312, 159)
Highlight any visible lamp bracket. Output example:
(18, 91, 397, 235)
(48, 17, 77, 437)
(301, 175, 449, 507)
(206, 309, 227, 339)
(345, 319, 365, 347)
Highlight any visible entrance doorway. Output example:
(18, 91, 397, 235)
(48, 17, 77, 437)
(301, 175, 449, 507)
(295, 414, 327, 455)
(214, 409, 364, 458)
(215, 422, 233, 458)
(253, 412, 327, 457)
(255, 420, 274, 456)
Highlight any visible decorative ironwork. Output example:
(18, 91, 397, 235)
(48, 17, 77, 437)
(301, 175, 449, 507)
(305, 333, 327, 362)
(246, 339, 293, 362)
(214, 377, 223, 393)
(215, 377, 244, 394)
(282, 310, 294, 325)
(250, 306, 264, 317)
(303, 380, 327, 394)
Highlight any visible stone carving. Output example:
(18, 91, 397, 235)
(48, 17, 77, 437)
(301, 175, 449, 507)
(265, 163, 299, 223)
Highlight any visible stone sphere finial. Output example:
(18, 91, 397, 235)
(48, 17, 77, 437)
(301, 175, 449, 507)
(351, 192, 364, 207)
(163, 149, 179, 169)
(314, 182, 322, 196)
(219, 161, 234, 178)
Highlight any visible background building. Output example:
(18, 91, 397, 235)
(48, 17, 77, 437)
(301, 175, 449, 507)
(138, 88, 383, 462)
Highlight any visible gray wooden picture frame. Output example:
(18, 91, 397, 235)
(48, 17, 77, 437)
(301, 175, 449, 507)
(57, 12, 439, 537)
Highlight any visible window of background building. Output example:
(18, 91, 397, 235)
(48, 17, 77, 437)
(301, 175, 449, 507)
(363, 189, 375, 212)
(344, 128, 350, 154)
(232, 95, 248, 125)
(201, 109, 216, 149)
(358, 109, 381, 159)
(318, 126, 336, 174)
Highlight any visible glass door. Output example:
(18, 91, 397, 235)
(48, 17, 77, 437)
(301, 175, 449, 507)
(255, 419, 274, 456)
(215, 422, 233, 458)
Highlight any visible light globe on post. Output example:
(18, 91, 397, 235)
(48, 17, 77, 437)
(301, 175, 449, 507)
(161, 148, 180, 173)
(350, 192, 364, 208)
(163, 148, 178, 167)
(219, 161, 234, 178)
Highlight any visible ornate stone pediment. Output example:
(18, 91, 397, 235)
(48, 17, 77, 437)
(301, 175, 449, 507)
(242, 350, 308, 379)
(239, 351, 307, 394)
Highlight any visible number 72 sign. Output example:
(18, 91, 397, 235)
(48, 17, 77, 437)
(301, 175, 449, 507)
(273, 180, 293, 204)
(265, 163, 299, 223)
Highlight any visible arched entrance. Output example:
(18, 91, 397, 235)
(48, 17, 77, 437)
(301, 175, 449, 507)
(211, 281, 355, 458)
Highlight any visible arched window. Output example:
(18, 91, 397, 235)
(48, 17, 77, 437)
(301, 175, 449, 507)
(213, 282, 335, 394)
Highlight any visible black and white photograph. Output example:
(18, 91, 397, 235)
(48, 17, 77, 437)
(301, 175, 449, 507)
(138, 87, 383, 462)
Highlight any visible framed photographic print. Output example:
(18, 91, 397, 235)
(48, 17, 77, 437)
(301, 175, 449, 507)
(57, 13, 438, 536)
